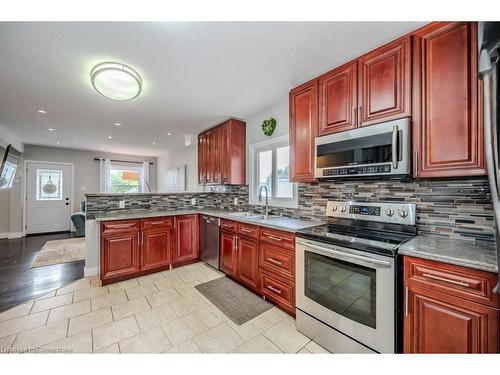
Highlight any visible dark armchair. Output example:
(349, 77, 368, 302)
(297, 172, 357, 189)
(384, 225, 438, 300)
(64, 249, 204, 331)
(71, 201, 86, 237)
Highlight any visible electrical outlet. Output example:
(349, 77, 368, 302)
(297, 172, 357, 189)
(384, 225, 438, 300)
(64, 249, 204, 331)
(191, 198, 197, 206)
(233, 197, 238, 206)
(119, 200, 125, 209)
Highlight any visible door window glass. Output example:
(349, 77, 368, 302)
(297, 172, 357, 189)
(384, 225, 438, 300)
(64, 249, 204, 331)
(304, 251, 376, 328)
(36, 169, 63, 200)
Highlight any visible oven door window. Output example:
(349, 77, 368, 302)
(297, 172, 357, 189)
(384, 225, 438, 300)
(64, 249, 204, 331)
(316, 131, 401, 168)
(304, 251, 376, 328)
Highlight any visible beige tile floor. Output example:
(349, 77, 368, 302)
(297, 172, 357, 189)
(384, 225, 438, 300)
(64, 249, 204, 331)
(0, 261, 330, 354)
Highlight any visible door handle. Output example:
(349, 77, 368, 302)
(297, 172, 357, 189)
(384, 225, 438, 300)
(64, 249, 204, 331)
(65, 202, 69, 205)
(65, 197, 69, 201)
(391, 125, 399, 169)
(266, 285, 282, 295)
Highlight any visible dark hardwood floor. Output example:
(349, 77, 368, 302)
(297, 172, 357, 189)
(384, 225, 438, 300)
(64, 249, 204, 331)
(0, 232, 84, 312)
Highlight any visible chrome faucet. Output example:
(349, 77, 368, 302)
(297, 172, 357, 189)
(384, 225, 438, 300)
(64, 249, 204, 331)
(258, 185, 270, 219)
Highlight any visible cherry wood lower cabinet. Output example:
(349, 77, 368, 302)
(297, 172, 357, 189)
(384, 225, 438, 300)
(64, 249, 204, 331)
(220, 230, 238, 277)
(172, 215, 200, 265)
(236, 236, 260, 291)
(403, 256, 499, 353)
(100, 220, 141, 284)
(100, 215, 200, 285)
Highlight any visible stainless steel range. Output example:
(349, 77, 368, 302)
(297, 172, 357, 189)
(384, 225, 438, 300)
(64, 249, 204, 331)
(295, 201, 417, 353)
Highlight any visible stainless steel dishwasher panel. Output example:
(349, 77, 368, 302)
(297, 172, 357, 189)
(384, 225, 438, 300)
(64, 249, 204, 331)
(200, 215, 220, 270)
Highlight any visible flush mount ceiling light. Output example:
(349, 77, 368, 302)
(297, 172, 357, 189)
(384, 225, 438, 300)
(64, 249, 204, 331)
(113, 122, 122, 127)
(91, 62, 142, 101)
(36, 109, 47, 114)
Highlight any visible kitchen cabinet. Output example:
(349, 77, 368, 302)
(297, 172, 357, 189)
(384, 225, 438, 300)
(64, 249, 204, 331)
(220, 229, 237, 277)
(318, 60, 358, 135)
(289, 79, 318, 182)
(358, 35, 411, 126)
(412, 22, 485, 178)
(141, 218, 174, 271)
(100, 220, 141, 283)
(197, 118, 246, 185)
(403, 256, 499, 353)
(172, 214, 200, 265)
(236, 236, 260, 291)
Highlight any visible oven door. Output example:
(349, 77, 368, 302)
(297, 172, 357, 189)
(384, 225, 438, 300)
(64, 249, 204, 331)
(315, 117, 411, 179)
(296, 238, 395, 353)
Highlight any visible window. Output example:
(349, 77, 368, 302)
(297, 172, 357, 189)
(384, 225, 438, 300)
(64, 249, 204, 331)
(249, 135, 298, 208)
(36, 168, 63, 200)
(109, 163, 143, 194)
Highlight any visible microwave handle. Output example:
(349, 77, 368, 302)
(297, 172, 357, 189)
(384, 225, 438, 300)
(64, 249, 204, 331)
(392, 125, 398, 169)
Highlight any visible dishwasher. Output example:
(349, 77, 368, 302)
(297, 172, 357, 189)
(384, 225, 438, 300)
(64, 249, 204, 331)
(200, 215, 220, 270)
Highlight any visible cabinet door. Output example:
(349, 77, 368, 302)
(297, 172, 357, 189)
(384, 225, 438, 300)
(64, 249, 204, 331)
(173, 215, 199, 264)
(413, 22, 485, 178)
(141, 229, 172, 271)
(404, 287, 499, 353)
(205, 130, 212, 183)
(198, 134, 206, 184)
(289, 80, 318, 182)
(100, 222, 140, 282)
(211, 127, 222, 184)
(236, 236, 259, 291)
(358, 35, 411, 126)
(220, 230, 237, 277)
(319, 60, 358, 135)
(220, 122, 231, 183)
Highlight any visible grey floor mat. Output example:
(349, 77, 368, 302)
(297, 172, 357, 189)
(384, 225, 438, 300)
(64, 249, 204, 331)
(195, 277, 273, 325)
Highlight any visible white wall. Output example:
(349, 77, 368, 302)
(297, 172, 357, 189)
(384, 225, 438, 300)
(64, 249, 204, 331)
(156, 96, 290, 190)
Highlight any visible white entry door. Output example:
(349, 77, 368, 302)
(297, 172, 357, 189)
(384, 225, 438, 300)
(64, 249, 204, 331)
(26, 162, 72, 234)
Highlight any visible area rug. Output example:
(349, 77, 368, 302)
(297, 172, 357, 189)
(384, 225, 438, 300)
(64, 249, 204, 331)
(195, 277, 273, 325)
(31, 238, 85, 268)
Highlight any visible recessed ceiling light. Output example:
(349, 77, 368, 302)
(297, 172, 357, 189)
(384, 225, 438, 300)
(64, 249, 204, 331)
(36, 109, 47, 114)
(152, 142, 156, 146)
(167, 132, 172, 136)
(113, 122, 122, 127)
(91, 62, 142, 101)
(107, 135, 113, 139)
(56, 142, 60, 145)
(47, 128, 55, 131)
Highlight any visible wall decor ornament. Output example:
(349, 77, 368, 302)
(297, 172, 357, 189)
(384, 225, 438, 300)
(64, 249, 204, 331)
(261, 117, 277, 136)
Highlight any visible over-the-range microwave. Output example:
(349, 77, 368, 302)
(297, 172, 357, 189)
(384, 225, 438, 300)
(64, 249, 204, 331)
(315, 117, 411, 179)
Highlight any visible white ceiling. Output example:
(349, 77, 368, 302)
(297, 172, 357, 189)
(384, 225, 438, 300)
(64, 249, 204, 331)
(0, 22, 425, 156)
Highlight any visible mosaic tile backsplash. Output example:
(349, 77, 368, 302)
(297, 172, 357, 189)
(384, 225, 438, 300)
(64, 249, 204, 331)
(86, 177, 495, 242)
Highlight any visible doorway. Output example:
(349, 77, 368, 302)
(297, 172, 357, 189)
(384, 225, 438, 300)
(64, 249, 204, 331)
(25, 161, 73, 234)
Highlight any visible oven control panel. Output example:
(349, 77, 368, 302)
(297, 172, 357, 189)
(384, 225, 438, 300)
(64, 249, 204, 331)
(322, 164, 391, 177)
(326, 201, 416, 225)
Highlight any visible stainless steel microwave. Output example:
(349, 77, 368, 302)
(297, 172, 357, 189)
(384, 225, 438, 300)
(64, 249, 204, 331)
(315, 118, 411, 179)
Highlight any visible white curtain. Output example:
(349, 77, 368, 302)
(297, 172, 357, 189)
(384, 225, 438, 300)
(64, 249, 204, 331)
(99, 158, 111, 193)
(142, 161, 150, 193)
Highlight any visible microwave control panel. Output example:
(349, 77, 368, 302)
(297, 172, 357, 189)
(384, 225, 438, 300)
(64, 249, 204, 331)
(322, 164, 391, 177)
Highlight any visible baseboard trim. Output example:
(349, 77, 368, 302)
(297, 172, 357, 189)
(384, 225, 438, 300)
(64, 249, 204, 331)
(84, 266, 99, 277)
(0, 231, 26, 239)
(0, 232, 8, 239)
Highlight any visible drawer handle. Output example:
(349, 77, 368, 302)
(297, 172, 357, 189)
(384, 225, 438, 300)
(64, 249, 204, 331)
(266, 285, 282, 295)
(267, 235, 282, 242)
(266, 257, 283, 266)
(240, 228, 253, 233)
(223, 223, 234, 228)
(149, 221, 165, 225)
(108, 224, 134, 229)
(422, 273, 469, 287)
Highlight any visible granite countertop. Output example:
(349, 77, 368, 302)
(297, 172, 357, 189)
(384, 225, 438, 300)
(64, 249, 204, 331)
(399, 234, 498, 273)
(90, 208, 323, 233)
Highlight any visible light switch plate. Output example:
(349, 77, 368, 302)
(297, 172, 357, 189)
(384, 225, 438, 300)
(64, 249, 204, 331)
(233, 197, 238, 206)
(191, 198, 196, 205)
(119, 200, 125, 209)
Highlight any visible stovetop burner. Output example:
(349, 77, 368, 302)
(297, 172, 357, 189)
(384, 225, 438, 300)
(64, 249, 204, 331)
(296, 201, 417, 257)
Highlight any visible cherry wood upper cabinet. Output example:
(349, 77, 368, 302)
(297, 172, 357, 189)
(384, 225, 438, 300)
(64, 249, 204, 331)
(358, 35, 411, 126)
(172, 215, 199, 264)
(289, 79, 318, 182)
(412, 22, 485, 178)
(319, 60, 358, 135)
(198, 119, 246, 185)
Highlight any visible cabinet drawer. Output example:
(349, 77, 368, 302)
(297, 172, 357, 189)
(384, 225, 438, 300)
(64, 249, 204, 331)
(101, 220, 140, 235)
(220, 219, 238, 233)
(141, 217, 174, 231)
(260, 271, 295, 315)
(260, 242, 295, 280)
(260, 228, 295, 250)
(404, 256, 499, 308)
(238, 222, 259, 239)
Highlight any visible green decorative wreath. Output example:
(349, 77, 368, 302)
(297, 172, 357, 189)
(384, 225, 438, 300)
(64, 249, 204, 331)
(261, 117, 277, 137)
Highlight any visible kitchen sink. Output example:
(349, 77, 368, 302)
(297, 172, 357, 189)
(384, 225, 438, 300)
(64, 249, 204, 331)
(228, 212, 263, 219)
